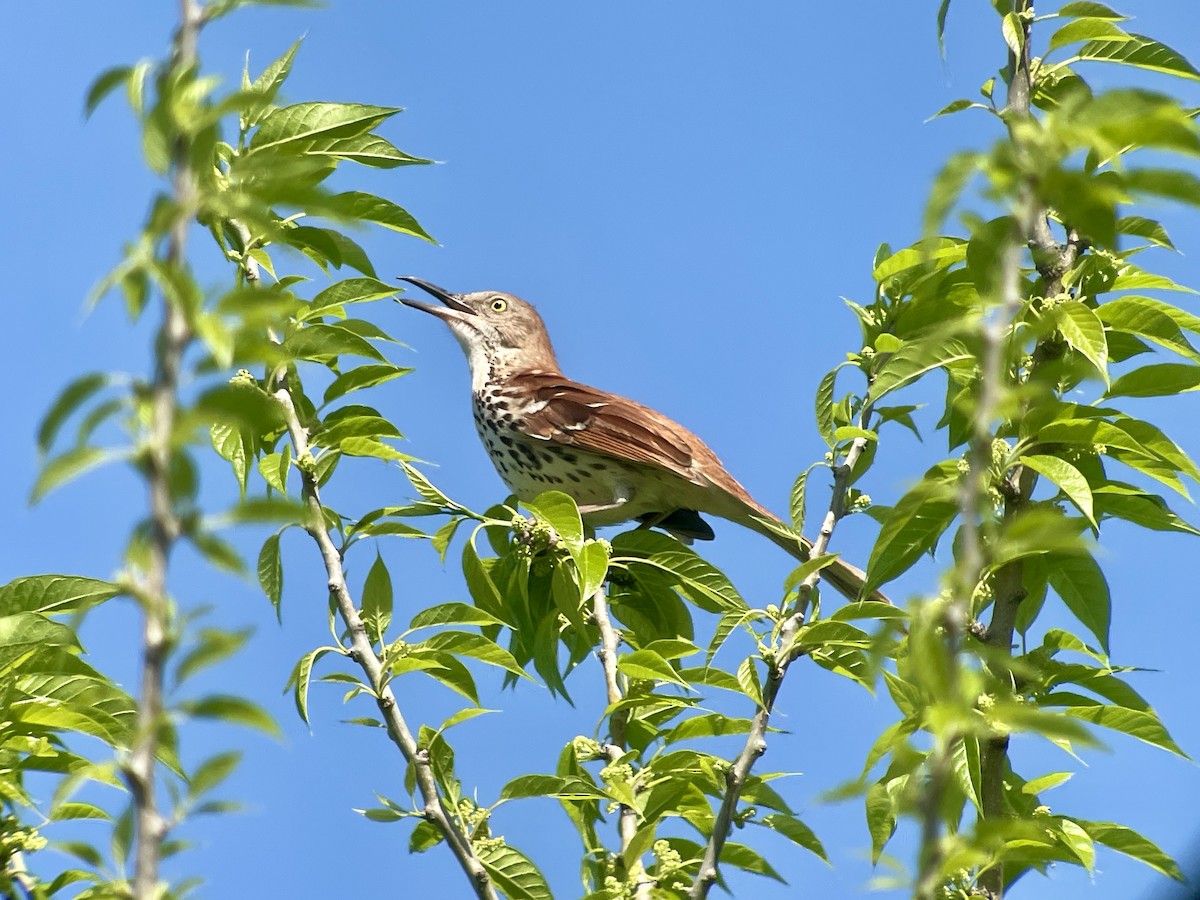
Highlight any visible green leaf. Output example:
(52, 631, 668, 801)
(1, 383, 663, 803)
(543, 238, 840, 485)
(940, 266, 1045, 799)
(1043, 692, 1188, 757)
(1094, 484, 1200, 536)
(257, 450, 290, 495)
(249, 102, 400, 152)
(1076, 33, 1200, 81)
(929, 98, 991, 119)
(815, 365, 840, 446)
(1046, 554, 1111, 653)
(462, 541, 506, 620)
(176, 629, 251, 684)
(436, 707, 494, 737)
(283, 323, 386, 363)
(1058, 817, 1096, 871)
(500, 774, 608, 801)
(31, 446, 127, 504)
(300, 277, 399, 321)
(409, 602, 509, 630)
(866, 779, 896, 863)
(1106, 363, 1200, 398)
(1115, 216, 1174, 249)
(867, 336, 973, 403)
(1076, 819, 1184, 880)
(1124, 168, 1200, 207)
(719, 841, 785, 882)
(1109, 261, 1198, 295)
(258, 531, 284, 620)
(1001, 12, 1024, 57)
(359, 806, 405, 823)
(294, 132, 430, 169)
(1054, 302, 1109, 383)
(1048, 18, 1131, 53)
(244, 37, 302, 127)
(611, 530, 745, 612)
(324, 191, 435, 242)
(737, 657, 764, 708)
(402, 462, 455, 508)
(85, 65, 133, 116)
(287, 647, 338, 724)
(408, 819, 444, 852)
(619, 648, 686, 686)
(179, 695, 281, 737)
(420, 631, 527, 679)
(760, 813, 828, 862)
(211, 422, 253, 495)
(316, 414, 402, 448)
(1097, 296, 1200, 362)
(789, 464, 816, 529)
(1058, 2, 1126, 19)
(1023, 772, 1075, 795)
(323, 364, 412, 405)
(284, 226, 377, 277)
(523, 491, 584, 557)
(1019, 455, 1096, 527)
(431, 516, 463, 561)
(38, 373, 110, 454)
(925, 152, 985, 233)
(52, 802, 112, 822)
(0, 613, 79, 652)
(189, 751, 242, 798)
(478, 843, 552, 900)
(664, 713, 752, 744)
(872, 236, 967, 283)
(340, 437, 412, 464)
(361, 552, 393, 645)
(0, 575, 119, 615)
(863, 461, 959, 596)
(191, 529, 249, 576)
(936, 0, 952, 57)
(577, 540, 610, 601)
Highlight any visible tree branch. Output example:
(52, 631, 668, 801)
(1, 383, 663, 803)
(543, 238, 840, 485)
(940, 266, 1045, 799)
(272, 384, 499, 900)
(975, 5, 1083, 896)
(591, 584, 649, 895)
(688, 422, 875, 899)
(127, 2, 201, 896)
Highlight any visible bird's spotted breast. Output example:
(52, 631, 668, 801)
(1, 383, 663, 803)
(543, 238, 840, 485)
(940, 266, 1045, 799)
(472, 387, 629, 507)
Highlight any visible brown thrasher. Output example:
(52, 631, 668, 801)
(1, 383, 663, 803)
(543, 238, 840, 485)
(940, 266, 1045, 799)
(398, 276, 872, 601)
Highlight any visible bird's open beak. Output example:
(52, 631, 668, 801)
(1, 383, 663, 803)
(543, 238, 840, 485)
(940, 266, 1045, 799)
(396, 276, 475, 318)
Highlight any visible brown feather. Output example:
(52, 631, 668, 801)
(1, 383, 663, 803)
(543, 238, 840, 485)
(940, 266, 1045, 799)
(510, 372, 766, 510)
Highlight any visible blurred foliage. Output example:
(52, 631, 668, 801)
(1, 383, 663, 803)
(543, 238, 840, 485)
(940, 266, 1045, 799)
(4, 0, 1198, 898)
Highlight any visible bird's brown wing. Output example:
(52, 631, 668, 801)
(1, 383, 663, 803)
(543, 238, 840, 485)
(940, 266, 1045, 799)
(507, 372, 764, 511)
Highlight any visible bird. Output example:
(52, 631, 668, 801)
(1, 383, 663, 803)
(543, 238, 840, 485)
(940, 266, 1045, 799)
(397, 276, 874, 602)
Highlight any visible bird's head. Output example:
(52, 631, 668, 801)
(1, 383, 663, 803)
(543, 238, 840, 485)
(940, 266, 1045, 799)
(397, 276, 560, 385)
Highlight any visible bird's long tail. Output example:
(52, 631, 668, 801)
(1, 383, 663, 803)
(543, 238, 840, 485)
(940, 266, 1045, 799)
(734, 510, 888, 605)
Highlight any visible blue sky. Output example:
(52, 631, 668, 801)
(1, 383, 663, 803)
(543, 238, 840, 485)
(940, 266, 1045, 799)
(3, 2, 1200, 898)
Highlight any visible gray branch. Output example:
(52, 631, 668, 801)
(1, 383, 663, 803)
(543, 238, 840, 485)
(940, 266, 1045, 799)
(127, 1, 201, 896)
(688, 421, 875, 899)
(591, 584, 651, 895)
(273, 386, 499, 900)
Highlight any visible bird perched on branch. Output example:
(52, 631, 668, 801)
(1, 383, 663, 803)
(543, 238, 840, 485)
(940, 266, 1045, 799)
(398, 276, 874, 602)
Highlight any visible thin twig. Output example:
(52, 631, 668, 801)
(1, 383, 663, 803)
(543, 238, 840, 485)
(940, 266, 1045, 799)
(688, 423, 875, 899)
(974, 4, 1083, 895)
(273, 385, 499, 900)
(914, 229, 1023, 899)
(591, 584, 650, 895)
(126, 2, 200, 896)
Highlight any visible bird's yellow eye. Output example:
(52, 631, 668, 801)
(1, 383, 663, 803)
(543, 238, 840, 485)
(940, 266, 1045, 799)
(490, 298, 508, 312)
